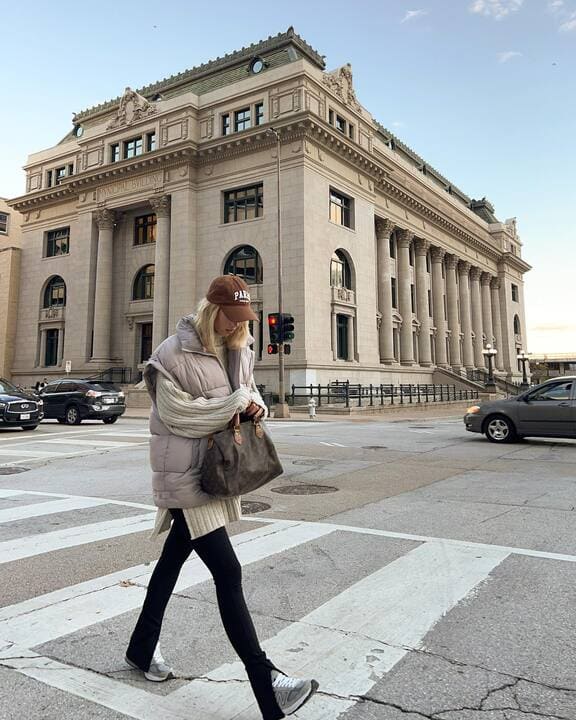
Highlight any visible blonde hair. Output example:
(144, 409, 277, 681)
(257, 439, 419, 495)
(193, 297, 249, 354)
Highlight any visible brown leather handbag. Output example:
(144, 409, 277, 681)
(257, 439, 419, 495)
(200, 414, 284, 497)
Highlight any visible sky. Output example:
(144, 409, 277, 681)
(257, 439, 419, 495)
(1, 0, 574, 354)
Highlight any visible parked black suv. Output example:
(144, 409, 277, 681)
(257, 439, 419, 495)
(0, 378, 44, 430)
(39, 379, 126, 425)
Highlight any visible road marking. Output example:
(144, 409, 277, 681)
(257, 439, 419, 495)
(0, 449, 67, 457)
(0, 489, 27, 499)
(36, 438, 142, 448)
(0, 513, 156, 565)
(0, 496, 109, 524)
(0, 522, 333, 646)
(319, 441, 347, 447)
(0, 489, 155, 512)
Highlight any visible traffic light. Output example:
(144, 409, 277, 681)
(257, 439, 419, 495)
(280, 313, 294, 342)
(283, 344, 291, 355)
(268, 313, 281, 344)
(267, 343, 279, 355)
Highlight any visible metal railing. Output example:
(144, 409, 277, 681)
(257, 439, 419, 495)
(290, 381, 479, 408)
(85, 367, 133, 385)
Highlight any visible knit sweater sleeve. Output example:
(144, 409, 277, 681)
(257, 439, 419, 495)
(156, 374, 252, 438)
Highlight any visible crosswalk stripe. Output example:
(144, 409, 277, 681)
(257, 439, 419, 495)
(34, 438, 142, 448)
(0, 489, 26, 499)
(0, 497, 109, 524)
(0, 521, 333, 647)
(0, 449, 67, 457)
(0, 513, 156, 565)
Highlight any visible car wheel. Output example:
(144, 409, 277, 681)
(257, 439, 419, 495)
(103, 416, 119, 424)
(65, 405, 81, 425)
(20, 425, 38, 431)
(484, 415, 517, 443)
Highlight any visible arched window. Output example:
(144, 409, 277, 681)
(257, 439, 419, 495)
(330, 250, 352, 289)
(43, 276, 66, 308)
(224, 246, 263, 284)
(133, 265, 155, 300)
(513, 315, 521, 335)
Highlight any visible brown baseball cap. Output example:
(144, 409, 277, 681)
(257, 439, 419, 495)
(206, 275, 259, 322)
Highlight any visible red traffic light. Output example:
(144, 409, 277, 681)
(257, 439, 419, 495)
(267, 343, 278, 355)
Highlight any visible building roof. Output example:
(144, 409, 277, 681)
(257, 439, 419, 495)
(73, 27, 325, 123)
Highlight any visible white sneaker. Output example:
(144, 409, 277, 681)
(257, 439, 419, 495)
(125, 644, 174, 682)
(271, 670, 319, 715)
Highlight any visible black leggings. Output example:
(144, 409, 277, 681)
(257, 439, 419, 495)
(127, 509, 284, 720)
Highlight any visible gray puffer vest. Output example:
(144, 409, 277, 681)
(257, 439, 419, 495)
(144, 315, 255, 508)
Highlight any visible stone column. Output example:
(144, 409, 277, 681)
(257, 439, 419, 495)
(445, 254, 461, 370)
(375, 218, 395, 363)
(414, 239, 432, 366)
(458, 261, 474, 370)
(470, 266, 484, 368)
(331, 311, 337, 360)
(491, 278, 504, 370)
(92, 208, 115, 362)
(347, 315, 355, 361)
(150, 195, 171, 350)
(430, 247, 448, 367)
(397, 229, 414, 365)
(481, 273, 494, 348)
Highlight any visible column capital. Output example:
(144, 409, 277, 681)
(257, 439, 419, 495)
(481, 272, 492, 287)
(445, 253, 459, 271)
(149, 194, 171, 217)
(375, 217, 395, 240)
(414, 238, 430, 257)
(469, 266, 482, 281)
(458, 260, 471, 276)
(94, 208, 115, 230)
(490, 277, 501, 290)
(397, 228, 414, 248)
(430, 246, 446, 263)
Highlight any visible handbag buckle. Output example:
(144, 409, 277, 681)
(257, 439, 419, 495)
(233, 425, 243, 445)
(254, 421, 264, 438)
(207, 436, 214, 449)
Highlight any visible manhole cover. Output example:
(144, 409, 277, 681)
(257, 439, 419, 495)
(292, 459, 332, 467)
(0, 467, 30, 475)
(241, 501, 271, 514)
(362, 446, 388, 450)
(271, 484, 339, 495)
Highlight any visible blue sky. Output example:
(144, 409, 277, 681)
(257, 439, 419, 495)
(2, 0, 574, 353)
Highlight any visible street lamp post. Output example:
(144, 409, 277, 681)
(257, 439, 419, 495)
(482, 343, 498, 393)
(267, 126, 290, 418)
(517, 350, 530, 390)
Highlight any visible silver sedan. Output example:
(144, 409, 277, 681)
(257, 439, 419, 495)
(464, 376, 576, 443)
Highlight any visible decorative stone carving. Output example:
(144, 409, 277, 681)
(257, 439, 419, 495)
(481, 272, 492, 286)
(149, 195, 171, 218)
(397, 228, 414, 248)
(490, 277, 501, 291)
(469, 266, 482, 281)
(94, 208, 115, 230)
(430, 246, 446, 263)
(375, 217, 394, 239)
(414, 238, 430, 256)
(458, 260, 471, 276)
(445, 254, 459, 270)
(107, 87, 157, 129)
(322, 64, 362, 113)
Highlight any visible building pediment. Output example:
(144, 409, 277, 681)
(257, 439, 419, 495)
(107, 87, 158, 130)
(322, 64, 362, 114)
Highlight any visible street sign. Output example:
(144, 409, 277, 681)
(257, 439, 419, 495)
(65, 361, 72, 374)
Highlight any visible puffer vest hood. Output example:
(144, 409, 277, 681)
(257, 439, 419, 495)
(144, 315, 255, 508)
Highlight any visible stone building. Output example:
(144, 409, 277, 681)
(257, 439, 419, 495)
(8, 28, 530, 391)
(0, 198, 23, 380)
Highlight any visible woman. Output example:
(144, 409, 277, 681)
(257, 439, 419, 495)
(125, 275, 318, 719)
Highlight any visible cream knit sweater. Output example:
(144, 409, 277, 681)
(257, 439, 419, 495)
(151, 338, 267, 540)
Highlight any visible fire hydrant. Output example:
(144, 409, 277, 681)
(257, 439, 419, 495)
(308, 397, 317, 419)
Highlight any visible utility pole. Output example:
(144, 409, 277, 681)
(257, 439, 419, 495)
(267, 126, 290, 418)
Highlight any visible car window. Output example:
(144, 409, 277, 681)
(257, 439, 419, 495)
(85, 381, 118, 392)
(529, 381, 573, 402)
(0, 379, 19, 394)
(58, 382, 77, 393)
(43, 382, 61, 393)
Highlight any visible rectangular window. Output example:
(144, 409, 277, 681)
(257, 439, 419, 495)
(511, 283, 519, 302)
(335, 115, 346, 134)
(146, 132, 156, 152)
(411, 284, 415, 313)
(134, 214, 157, 245)
(0, 213, 8, 234)
(55, 167, 66, 185)
(348, 123, 355, 140)
(255, 103, 264, 126)
(223, 183, 263, 224)
(328, 109, 334, 126)
(426, 254, 431, 273)
(111, 144, 120, 163)
(409, 245, 414, 266)
(391, 277, 398, 309)
(222, 113, 231, 136)
(68, 163, 74, 176)
(46, 227, 70, 257)
(46, 170, 53, 188)
(140, 323, 153, 363)
(389, 236, 396, 259)
(336, 314, 349, 360)
(124, 136, 143, 159)
(329, 189, 353, 228)
(45, 329, 59, 367)
(234, 107, 251, 132)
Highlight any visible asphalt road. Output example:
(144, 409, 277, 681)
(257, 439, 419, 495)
(0, 416, 575, 720)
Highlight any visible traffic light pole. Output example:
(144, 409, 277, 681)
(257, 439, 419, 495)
(268, 127, 290, 418)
